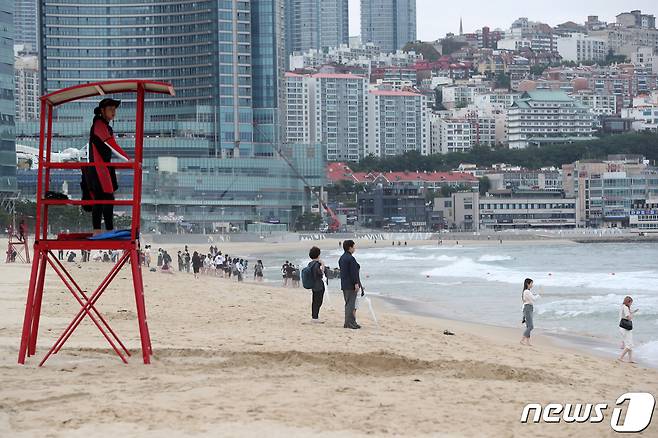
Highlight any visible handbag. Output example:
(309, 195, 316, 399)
(619, 318, 633, 331)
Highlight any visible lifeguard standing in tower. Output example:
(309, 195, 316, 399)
(18, 80, 175, 366)
(82, 97, 130, 234)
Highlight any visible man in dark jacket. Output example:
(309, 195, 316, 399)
(338, 240, 361, 329)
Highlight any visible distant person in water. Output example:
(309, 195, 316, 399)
(520, 278, 540, 346)
(618, 296, 638, 364)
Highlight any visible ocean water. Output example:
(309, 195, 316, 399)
(254, 242, 658, 365)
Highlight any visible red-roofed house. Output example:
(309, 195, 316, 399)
(327, 162, 479, 191)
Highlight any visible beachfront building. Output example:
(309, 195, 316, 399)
(563, 156, 658, 228)
(485, 170, 563, 192)
(365, 89, 429, 158)
(14, 55, 39, 122)
(433, 191, 480, 231)
(0, 0, 16, 199)
(507, 91, 595, 149)
(285, 0, 349, 59)
(479, 190, 577, 230)
(629, 198, 658, 232)
(556, 34, 608, 63)
(285, 72, 367, 161)
(360, 0, 416, 53)
(20, 0, 325, 232)
(358, 185, 428, 230)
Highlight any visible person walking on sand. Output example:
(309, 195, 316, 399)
(191, 251, 202, 278)
(520, 278, 540, 346)
(618, 296, 638, 364)
(339, 240, 361, 329)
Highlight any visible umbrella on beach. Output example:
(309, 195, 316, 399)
(361, 290, 379, 326)
(322, 274, 331, 305)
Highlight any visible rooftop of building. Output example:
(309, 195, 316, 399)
(369, 89, 422, 97)
(327, 162, 478, 184)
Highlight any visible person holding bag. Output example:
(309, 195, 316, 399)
(618, 296, 638, 364)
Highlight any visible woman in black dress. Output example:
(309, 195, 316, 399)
(82, 98, 130, 234)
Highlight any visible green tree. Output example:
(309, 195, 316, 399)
(402, 41, 440, 61)
(478, 176, 491, 195)
(494, 73, 511, 90)
(349, 133, 658, 172)
(530, 64, 549, 77)
(294, 212, 322, 231)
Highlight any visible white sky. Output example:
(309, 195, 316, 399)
(348, 1, 657, 41)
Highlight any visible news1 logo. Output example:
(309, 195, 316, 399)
(520, 392, 655, 432)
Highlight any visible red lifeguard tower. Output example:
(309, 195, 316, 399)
(18, 80, 175, 366)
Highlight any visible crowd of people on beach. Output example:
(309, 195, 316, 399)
(147, 245, 263, 283)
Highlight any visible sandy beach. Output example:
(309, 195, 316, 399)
(1, 239, 657, 437)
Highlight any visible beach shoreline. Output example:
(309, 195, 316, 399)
(2, 240, 658, 437)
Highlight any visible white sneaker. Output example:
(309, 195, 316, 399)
(311, 319, 324, 324)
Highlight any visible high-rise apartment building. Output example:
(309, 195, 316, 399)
(365, 89, 429, 157)
(360, 0, 416, 53)
(285, 72, 367, 162)
(14, 55, 39, 122)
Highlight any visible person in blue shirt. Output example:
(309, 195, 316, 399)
(338, 240, 362, 329)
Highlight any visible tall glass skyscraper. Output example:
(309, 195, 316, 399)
(285, 0, 349, 58)
(14, 0, 38, 52)
(360, 0, 416, 53)
(0, 0, 16, 196)
(25, 0, 324, 231)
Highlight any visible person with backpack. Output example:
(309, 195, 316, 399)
(302, 246, 326, 322)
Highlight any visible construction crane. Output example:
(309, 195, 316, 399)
(274, 146, 341, 232)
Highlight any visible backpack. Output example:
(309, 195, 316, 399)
(301, 261, 318, 289)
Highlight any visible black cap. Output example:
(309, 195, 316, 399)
(98, 98, 121, 108)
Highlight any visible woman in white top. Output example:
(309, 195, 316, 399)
(520, 278, 540, 346)
(618, 296, 638, 364)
